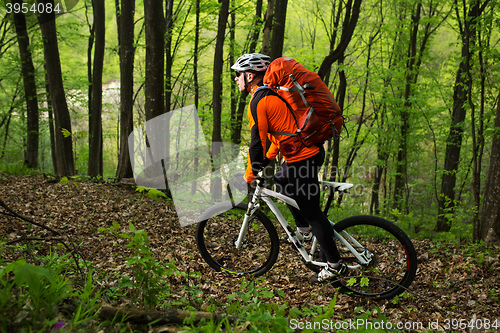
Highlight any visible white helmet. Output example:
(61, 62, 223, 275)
(231, 53, 270, 73)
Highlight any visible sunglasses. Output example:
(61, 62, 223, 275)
(235, 71, 244, 77)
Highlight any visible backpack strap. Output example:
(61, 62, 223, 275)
(254, 86, 299, 137)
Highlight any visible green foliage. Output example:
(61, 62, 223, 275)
(59, 176, 70, 184)
(135, 186, 169, 201)
(1, 0, 499, 240)
(0, 254, 100, 332)
(99, 221, 201, 311)
(117, 222, 175, 309)
(195, 278, 293, 333)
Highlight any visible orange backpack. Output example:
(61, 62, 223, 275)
(262, 57, 343, 148)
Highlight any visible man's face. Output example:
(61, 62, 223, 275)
(234, 71, 247, 92)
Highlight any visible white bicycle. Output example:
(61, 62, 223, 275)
(195, 177, 417, 299)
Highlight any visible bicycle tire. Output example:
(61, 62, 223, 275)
(195, 201, 280, 276)
(332, 215, 417, 299)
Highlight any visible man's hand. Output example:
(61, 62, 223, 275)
(261, 157, 271, 169)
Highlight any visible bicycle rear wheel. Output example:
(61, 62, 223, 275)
(333, 215, 417, 299)
(195, 202, 279, 276)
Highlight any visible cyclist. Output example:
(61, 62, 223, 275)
(232, 53, 346, 282)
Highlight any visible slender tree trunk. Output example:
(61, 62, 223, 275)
(88, 0, 105, 178)
(480, 93, 500, 244)
(231, 0, 262, 145)
(471, 23, 487, 241)
(261, 0, 274, 55)
(334, 55, 347, 182)
(143, 0, 165, 189)
(116, 0, 135, 179)
(115, 0, 121, 49)
(436, 0, 486, 232)
(394, 2, 422, 213)
(193, 0, 200, 112)
(191, 0, 200, 194)
(165, 0, 173, 114)
(248, 0, 263, 53)
(229, 0, 237, 136)
(0, 84, 19, 159)
(144, 0, 165, 121)
(317, 0, 361, 80)
(44, 70, 57, 174)
(371, 149, 388, 215)
(1, 113, 12, 159)
(13, 3, 39, 169)
(211, 0, 230, 199)
(269, 0, 287, 60)
(318, 0, 361, 183)
(37, 0, 74, 177)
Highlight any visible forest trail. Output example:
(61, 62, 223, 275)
(1, 175, 499, 331)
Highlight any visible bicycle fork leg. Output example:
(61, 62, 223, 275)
(235, 187, 262, 249)
(234, 213, 251, 249)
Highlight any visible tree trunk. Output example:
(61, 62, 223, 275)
(248, 0, 263, 53)
(335, 55, 347, 182)
(394, 2, 422, 213)
(436, 0, 485, 232)
(229, 0, 237, 138)
(37, 0, 74, 177)
(116, 0, 135, 179)
(0, 85, 19, 159)
(165, 0, 173, 114)
(211, 0, 230, 199)
(144, 0, 164, 121)
(480, 93, 500, 244)
(471, 14, 489, 241)
(193, 0, 200, 112)
(261, 0, 274, 55)
(230, 0, 262, 145)
(88, 0, 105, 178)
(318, 0, 361, 183)
(317, 0, 361, 81)
(44, 70, 57, 174)
(269, 0, 287, 60)
(191, 0, 200, 194)
(13, 3, 39, 169)
(115, 0, 121, 48)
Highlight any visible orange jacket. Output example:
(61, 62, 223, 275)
(244, 85, 320, 182)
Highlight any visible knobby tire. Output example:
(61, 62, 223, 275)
(195, 202, 280, 277)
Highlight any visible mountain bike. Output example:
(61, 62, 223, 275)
(195, 177, 417, 299)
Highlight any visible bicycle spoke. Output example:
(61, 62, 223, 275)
(333, 216, 417, 299)
(196, 203, 279, 275)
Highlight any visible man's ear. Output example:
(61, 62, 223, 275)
(246, 72, 255, 83)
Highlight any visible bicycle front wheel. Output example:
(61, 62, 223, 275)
(333, 215, 417, 299)
(195, 202, 280, 276)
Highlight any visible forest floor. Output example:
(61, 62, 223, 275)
(1, 174, 499, 332)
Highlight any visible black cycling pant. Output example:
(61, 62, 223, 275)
(274, 148, 341, 263)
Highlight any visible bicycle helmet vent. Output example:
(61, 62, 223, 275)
(231, 53, 271, 72)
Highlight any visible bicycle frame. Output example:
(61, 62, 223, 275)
(234, 179, 374, 269)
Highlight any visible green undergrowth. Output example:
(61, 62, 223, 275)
(0, 223, 413, 333)
(4, 216, 494, 332)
